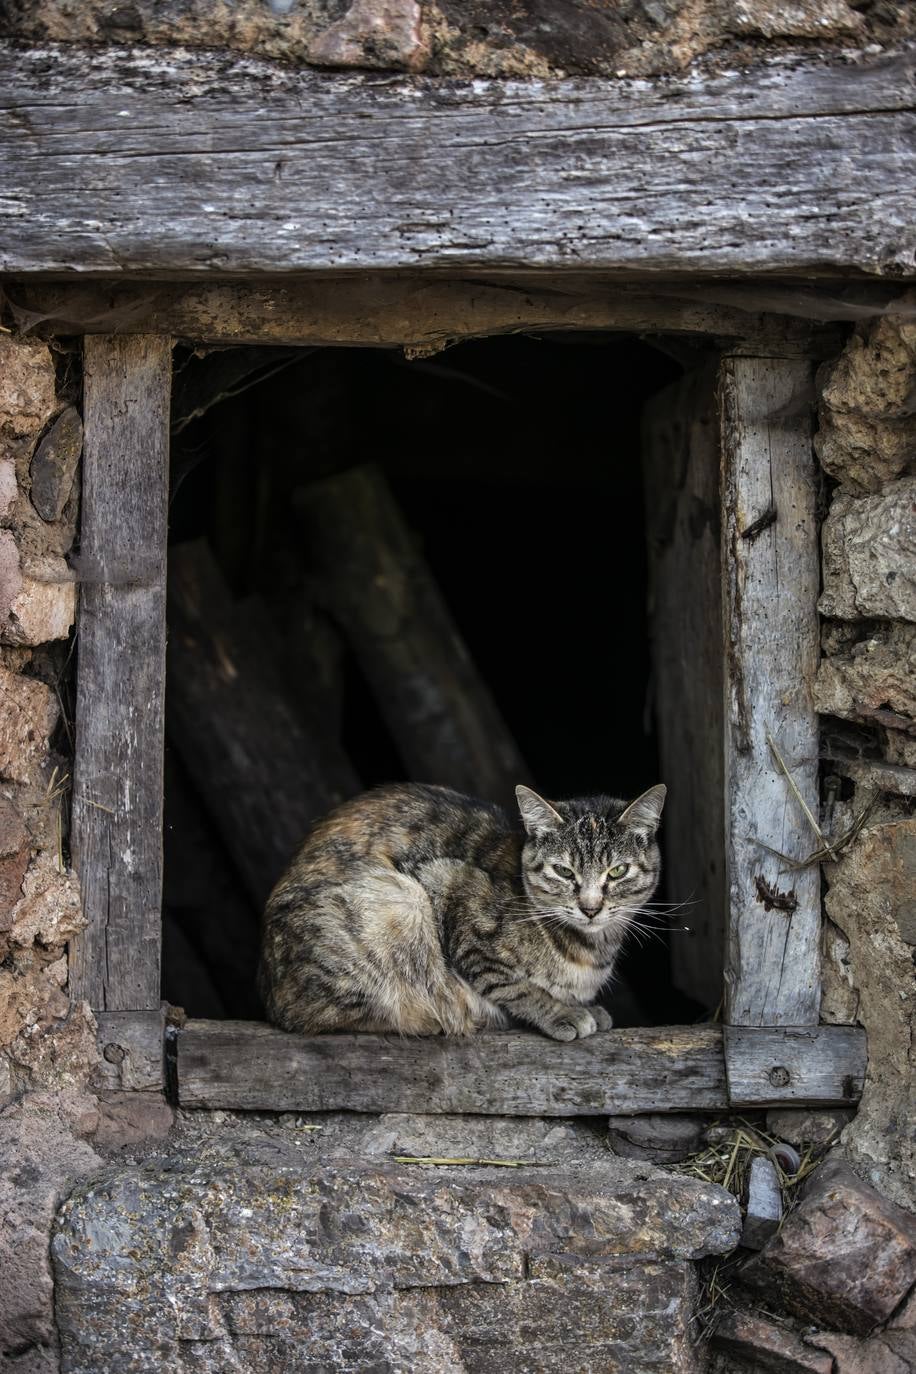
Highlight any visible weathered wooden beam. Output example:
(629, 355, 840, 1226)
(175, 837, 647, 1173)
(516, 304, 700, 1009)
(0, 44, 913, 277)
(0, 278, 844, 354)
(719, 357, 821, 1027)
(175, 1020, 866, 1115)
(643, 365, 725, 1013)
(69, 334, 172, 1013)
(724, 1026, 866, 1109)
(178, 1022, 727, 1114)
(298, 464, 531, 810)
(166, 539, 361, 908)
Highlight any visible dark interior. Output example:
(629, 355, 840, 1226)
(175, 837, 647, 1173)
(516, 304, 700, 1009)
(163, 333, 706, 1026)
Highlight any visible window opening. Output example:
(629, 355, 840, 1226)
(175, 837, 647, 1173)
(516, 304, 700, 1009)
(163, 333, 707, 1029)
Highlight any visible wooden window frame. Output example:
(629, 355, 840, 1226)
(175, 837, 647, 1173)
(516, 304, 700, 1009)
(58, 282, 866, 1116)
(7, 35, 905, 1115)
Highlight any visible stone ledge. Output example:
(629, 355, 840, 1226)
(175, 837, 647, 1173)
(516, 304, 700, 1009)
(52, 1128, 740, 1372)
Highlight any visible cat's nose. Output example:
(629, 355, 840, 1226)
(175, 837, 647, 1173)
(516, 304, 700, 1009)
(578, 899, 603, 918)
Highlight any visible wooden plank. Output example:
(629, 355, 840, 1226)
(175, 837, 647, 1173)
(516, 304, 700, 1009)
(297, 465, 531, 810)
(0, 278, 842, 354)
(642, 365, 725, 1013)
(724, 1026, 867, 1108)
(176, 1020, 867, 1114)
(0, 44, 913, 277)
(719, 357, 821, 1027)
(177, 1021, 728, 1115)
(92, 1008, 165, 1092)
(69, 335, 172, 1012)
(167, 539, 361, 907)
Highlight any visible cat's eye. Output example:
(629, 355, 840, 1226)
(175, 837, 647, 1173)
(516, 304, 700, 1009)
(608, 864, 628, 880)
(552, 864, 575, 881)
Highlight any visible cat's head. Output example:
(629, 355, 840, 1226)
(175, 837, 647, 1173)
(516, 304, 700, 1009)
(516, 784, 666, 935)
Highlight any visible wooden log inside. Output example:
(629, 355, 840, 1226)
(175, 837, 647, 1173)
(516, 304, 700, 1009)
(724, 1025, 866, 1109)
(174, 1019, 867, 1116)
(69, 334, 172, 1014)
(166, 538, 361, 908)
(642, 364, 725, 1014)
(297, 464, 531, 809)
(719, 357, 822, 1027)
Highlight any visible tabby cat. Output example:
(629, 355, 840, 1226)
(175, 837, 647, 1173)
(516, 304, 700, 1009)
(259, 781, 666, 1040)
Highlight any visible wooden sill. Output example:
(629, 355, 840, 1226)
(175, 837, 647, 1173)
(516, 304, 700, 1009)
(172, 1020, 866, 1116)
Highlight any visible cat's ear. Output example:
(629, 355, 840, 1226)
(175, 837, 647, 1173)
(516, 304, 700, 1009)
(617, 784, 667, 838)
(516, 785, 564, 838)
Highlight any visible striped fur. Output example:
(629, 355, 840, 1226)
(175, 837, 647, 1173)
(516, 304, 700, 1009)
(259, 781, 665, 1040)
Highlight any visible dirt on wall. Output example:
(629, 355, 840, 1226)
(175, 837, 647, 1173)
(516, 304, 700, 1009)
(0, 0, 913, 78)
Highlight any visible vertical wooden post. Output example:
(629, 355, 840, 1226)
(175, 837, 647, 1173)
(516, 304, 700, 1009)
(69, 335, 172, 1015)
(720, 356, 821, 1027)
(643, 365, 725, 1014)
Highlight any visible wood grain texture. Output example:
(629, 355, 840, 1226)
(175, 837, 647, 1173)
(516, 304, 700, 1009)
(166, 539, 361, 907)
(92, 1008, 165, 1092)
(0, 44, 913, 277)
(175, 1019, 866, 1114)
(177, 1022, 728, 1114)
(643, 365, 725, 1014)
(297, 465, 531, 809)
(719, 357, 822, 1027)
(0, 278, 843, 355)
(724, 1026, 866, 1108)
(69, 335, 172, 1012)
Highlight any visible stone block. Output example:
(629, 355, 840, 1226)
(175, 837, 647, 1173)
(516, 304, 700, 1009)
(0, 666, 58, 785)
(52, 1135, 740, 1372)
(606, 1113, 706, 1163)
(741, 1155, 782, 1251)
(825, 819, 916, 1206)
(765, 1108, 854, 1148)
(0, 796, 30, 934)
(29, 404, 83, 522)
(815, 298, 916, 492)
(814, 621, 915, 731)
(8, 851, 84, 950)
(360, 1111, 610, 1164)
(92, 1091, 175, 1151)
(712, 1310, 833, 1373)
(309, 0, 428, 70)
(0, 1089, 101, 1362)
(2, 554, 76, 645)
(809, 1329, 912, 1374)
(742, 1160, 916, 1334)
(819, 479, 916, 622)
(0, 339, 57, 447)
(727, 0, 863, 41)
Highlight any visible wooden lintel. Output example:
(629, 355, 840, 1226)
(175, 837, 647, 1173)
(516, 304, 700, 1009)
(0, 278, 845, 354)
(69, 334, 172, 1013)
(0, 43, 913, 279)
(174, 1020, 866, 1116)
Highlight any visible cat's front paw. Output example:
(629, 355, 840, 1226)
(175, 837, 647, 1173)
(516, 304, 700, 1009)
(591, 1005, 614, 1031)
(542, 1005, 598, 1041)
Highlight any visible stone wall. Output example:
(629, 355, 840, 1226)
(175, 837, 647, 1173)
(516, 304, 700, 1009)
(813, 296, 916, 1211)
(1, 0, 913, 78)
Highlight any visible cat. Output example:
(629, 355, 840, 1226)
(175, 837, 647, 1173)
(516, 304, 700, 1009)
(258, 780, 666, 1040)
